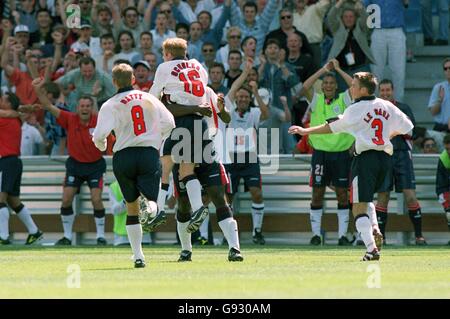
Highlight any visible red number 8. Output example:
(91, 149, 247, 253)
(131, 105, 147, 136)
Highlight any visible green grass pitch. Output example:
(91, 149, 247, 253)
(1, 245, 449, 298)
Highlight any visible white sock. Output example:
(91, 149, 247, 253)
(177, 221, 192, 252)
(16, 205, 38, 234)
(95, 217, 105, 239)
(157, 188, 168, 213)
(126, 223, 145, 261)
(199, 213, 209, 239)
(219, 217, 240, 250)
(367, 202, 380, 231)
(61, 214, 75, 240)
(337, 207, 349, 238)
(0, 207, 10, 240)
(251, 202, 264, 235)
(310, 207, 323, 237)
(185, 178, 204, 212)
(355, 215, 376, 251)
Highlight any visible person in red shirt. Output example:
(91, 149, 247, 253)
(0, 92, 43, 245)
(33, 78, 107, 246)
(132, 61, 153, 92)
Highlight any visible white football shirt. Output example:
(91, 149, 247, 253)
(93, 89, 175, 153)
(329, 96, 414, 155)
(149, 58, 208, 106)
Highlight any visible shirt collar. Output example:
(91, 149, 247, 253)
(355, 95, 376, 103)
(117, 86, 134, 94)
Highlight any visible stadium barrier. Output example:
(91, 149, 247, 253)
(9, 155, 448, 242)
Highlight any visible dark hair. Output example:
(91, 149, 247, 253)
(414, 126, 427, 139)
(79, 95, 95, 105)
(379, 79, 394, 89)
(4, 92, 21, 111)
(444, 134, 450, 145)
(243, 1, 257, 11)
(140, 31, 153, 40)
(202, 42, 215, 50)
(37, 8, 51, 17)
(237, 85, 253, 97)
(265, 38, 281, 50)
(421, 137, 436, 148)
(122, 6, 139, 17)
(43, 82, 61, 100)
(209, 62, 225, 74)
(113, 59, 132, 66)
(241, 36, 257, 50)
(322, 72, 337, 82)
(228, 49, 242, 59)
(197, 11, 212, 22)
(189, 21, 202, 30)
(115, 30, 135, 53)
(176, 22, 189, 33)
(443, 57, 450, 68)
(100, 33, 114, 41)
(79, 56, 96, 68)
(353, 72, 378, 95)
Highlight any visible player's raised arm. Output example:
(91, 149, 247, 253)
(32, 78, 61, 118)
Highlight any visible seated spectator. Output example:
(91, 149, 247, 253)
(327, 0, 375, 92)
(428, 58, 450, 132)
(20, 110, 45, 156)
(421, 0, 449, 46)
(264, 8, 313, 59)
(292, 0, 332, 68)
(422, 137, 439, 154)
(413, 126, 445, 153)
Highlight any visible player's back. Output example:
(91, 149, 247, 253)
(149, 58, 208, 106)
(102, 90, 173, 152)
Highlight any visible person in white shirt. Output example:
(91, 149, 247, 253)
(92, 63, 175, 268)
(20, 120, 44, 156)
(289, 72, 413, 261)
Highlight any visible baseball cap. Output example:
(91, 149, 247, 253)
(14, 25, 30, 35)
(133, 60, 150, 70)
(80, 19, 92, 29)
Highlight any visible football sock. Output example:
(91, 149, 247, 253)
(0, 205, 10, 240)
(177, 221, 192, 252)
(367, 202, 380, 233)
(94, 209, 105, 239)
(199, 213, 209, 239)
(337, 204, 350, 238)
(61, 206, 75, 240)
(408, 203, 423, 238)
(376, 205, 388, 237)
(13, 204, 38, 234)
(157, 183, 169, 212)
(219, 217, 240, 251)
(251, 202, 264, 235)
(355, 214, 376, 251)
(310, 205, 323, 237)
(126, 216, 144, 261)
(184, 176, 204, 212)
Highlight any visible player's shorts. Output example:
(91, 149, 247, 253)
(377, 150, 416, 193)
(113, 147, 161, 202)
(161, 114, 215, 164)
(310, 149, 351, 188)
(0, 156, 22, 197)
(173, 161, 228, 198)
(224, 152, 262, 194)
(64, 156, 106, 190)
(350, 150, 392, 203)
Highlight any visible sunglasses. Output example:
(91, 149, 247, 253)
(203, 49, 214, 52)
(424, 144, 436, 148)
(229, 35, 241, 39)
(444, 66, 450, 71)
(281, 15, 292, 20)
(160, 10, 172, 14)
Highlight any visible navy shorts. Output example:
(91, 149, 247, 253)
(113, 147, 161, 202)
(162, 114, 215, 164)
(377, 150, 416, 192)
(173, 161, 228, 197)
(350, 150, 392, 203)
(64, 157, 106, 190)
(0, 156, 22, 197)
(310, 149, 351, 188)
(224, 157, 261, 194)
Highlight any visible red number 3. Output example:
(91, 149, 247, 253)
(179, 70, 205, 97)
(371, 119, 384, 145)
(131, 105, 147, 136)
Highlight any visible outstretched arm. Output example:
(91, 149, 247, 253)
(288, 123, 332, 136)
(32, 78, 61, 118)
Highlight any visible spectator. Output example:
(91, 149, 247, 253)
(91, 3, 114, 37)
(189, 21, 204, 61)
(111, 30, 140, 66)
(151, 12, 177, 57)
(209, 62, 229, 95)
(216, 26, 243, 71)
(94, 33, 115, 73)
(258, 38, 299, 154)
(176, 22, 201, 61)
(241, 35, 260, 66)
(200, 42, 217, 72)
(20, 111, 45, 156)
(413, 126, 445, 153)
(177, 0, 231, 28)
(422, 137, 439, 154)
(230, 0, 280, 55)
(364, 0, 408, 102)
(13, 24, 30, 51)
(78, 0, 93, 22)
(292, 0, 331, 68)
(428, 58, 450, 132)
(198, 0, 232, 49)
(143, 52, 158, 82)
(421, 0, 449, 45)
(29, 8, 53, 47)
(436, 134, 450, 245)
(70, 20, 102, 58)
(138, 31, 159, 62)
(224, 50, 243, 89)
(327, 0, 375, 92)
(15, 0, 39, 33)
(133, 60, 153, 91)
(56, 56, 114, 110)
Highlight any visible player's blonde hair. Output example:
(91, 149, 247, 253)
(162, 37, 187, 58)
(112, 63, 134, 88)
(353, 72, 378, 95)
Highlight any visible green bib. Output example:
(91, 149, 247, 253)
(110, 182, 128, 236)
(440, 151, 450, 170)
(309, 93, 354, 152)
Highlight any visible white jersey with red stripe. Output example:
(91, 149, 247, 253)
(329, 96, 414, 155)
(149, 58, 208, 106)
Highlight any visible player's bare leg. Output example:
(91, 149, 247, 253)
(353, 202, 379, 261)
(125, 199, 147, 268)
(179, 162, 209, 233)
(376, 192, 390, 239)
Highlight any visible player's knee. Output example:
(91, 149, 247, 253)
(403, 190, 418, 205)
(250, 188, 263, 203)
(60, 206, 74, 216)
(93, 208, 105, 218)
(216, 206, 233, 222)
(11, 203, 24, 214)
(176, 209, 191, 223)
(376, 192, 390, 207)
